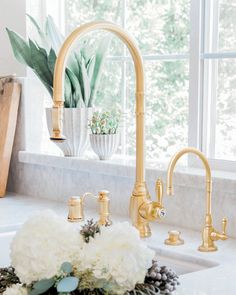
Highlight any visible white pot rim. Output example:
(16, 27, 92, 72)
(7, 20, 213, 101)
(90, 133, 119, 136)
(46, 107, 94, 110)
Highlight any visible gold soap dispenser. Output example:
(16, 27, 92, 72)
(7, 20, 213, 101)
(68, 191, 112, 226)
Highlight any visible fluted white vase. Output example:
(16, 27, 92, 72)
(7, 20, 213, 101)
(46, 107, 93, 157)
(90, 133, 120, 160)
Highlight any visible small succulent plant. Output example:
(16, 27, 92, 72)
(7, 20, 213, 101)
(89, 110, 120, 135)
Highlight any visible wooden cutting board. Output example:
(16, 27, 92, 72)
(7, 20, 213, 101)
(0, 80, 21, 197)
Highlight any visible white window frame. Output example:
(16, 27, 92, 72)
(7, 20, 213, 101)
(189, 0, 236, 171)
(42, 0, 236, 172)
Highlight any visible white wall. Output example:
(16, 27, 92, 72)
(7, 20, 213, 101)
(0, 0, 26, 76)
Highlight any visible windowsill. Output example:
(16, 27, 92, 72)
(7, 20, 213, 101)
(18, 151, 236, 194)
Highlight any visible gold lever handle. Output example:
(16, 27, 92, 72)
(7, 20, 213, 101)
(156, 179, 163, 205)
(211, 217, 228, 241)
(222, 217, 227, 235)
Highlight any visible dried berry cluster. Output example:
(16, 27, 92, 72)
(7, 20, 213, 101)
(145, 260, 180, 294)
(0, 267, 20, 293)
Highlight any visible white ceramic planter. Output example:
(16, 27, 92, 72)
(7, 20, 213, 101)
(46, 107, 93, 157)
(90, 133, 120, 160)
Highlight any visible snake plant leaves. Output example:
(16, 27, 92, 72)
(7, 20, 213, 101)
(87, 56, 96, 80)
(89, 35, 112, 107)
(7, 14, 112, 108)
(48, 48, 57, 75)
(6, 28, 32, 67)
(45, 15, 64, 53)
(78, 55, 91, 107)
(57, 276, 79, 293)
(64, 72, 73, 108)
(66, 68, 83, 107)
(27, 14, 50, 51)
(29, 278, 55, 295)
(29, 39, 53, 88)
(81, 41, 95, 65)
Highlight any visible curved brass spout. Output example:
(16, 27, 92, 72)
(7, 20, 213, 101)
(51, 21, 164, 237)
(51, 21, 144, 184)
(166, 147, 228, 252)
(167, 147, 212, 214)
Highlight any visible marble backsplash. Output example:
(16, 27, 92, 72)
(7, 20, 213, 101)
(7, 78, 236, 238)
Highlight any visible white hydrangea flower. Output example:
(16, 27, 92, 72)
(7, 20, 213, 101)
(79, 222, 155, 294)
(3, 284, 27, 295)
(11, 210, 82, 284)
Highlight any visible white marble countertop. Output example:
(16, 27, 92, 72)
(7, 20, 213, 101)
(1, 193, 236, 294)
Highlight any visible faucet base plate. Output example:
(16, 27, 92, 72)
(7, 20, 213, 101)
(198, 244, 218, 252)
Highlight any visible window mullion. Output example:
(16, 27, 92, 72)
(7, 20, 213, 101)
(188, 0, 203, 153)
(208, 0, 220, 158)
(121, 0, 127, 156)
(202, 0, 220, 158)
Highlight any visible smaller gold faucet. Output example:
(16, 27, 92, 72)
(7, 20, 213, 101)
(167, 147, 228, 252)
(68, 190, 112, 226)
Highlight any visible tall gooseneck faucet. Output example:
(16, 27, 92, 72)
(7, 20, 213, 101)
(167, 147, 227, 252)
(50, 21, 166, 238)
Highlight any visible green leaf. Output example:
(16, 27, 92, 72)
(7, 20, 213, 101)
(57, 276, 79, 293)
(29, 39, 53, 84)
(89, 35, 112, 107)
(45, 15, 64, 53)
(66, 68, 83, 107)
(6, 28, 32, 67)
(81, 40, 94, 65)
(87, 56, 96, 80)
(61, 262, 73, 274)
(78, 56, 91, 107)
(29, 278, 55, 295)
(67, 52, 80, 77)
(64, 72, 73, 107)
(27, 14, 49, 50)
(48, 48, 57, 74)
(29, 39, 53, 97)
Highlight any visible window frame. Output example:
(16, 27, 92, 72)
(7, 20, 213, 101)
(43, 0, 236, 171)
(190, 0, 236, 171)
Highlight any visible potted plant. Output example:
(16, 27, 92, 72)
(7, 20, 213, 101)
(6, 15, 111, 156)
(89, 110, 120, 160)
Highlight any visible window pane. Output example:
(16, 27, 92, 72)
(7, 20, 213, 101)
(95, 61, 123, 109)
(65, 0, 122, 30)
(126, 60, 189, 160)
(126, 0, 190, 55)
(204, 0, 236, 53)
(65, 0, 123, 55)
(219, 0, 236, 52)
(215, 59, 236, 160)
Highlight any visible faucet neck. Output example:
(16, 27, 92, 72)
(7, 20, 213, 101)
(166, 147, 212, 215)
(51, 21, 146, 185)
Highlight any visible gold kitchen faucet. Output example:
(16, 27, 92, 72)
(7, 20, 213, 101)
(50, 21, 166, 238)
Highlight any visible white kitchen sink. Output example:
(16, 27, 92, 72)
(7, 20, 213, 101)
(153, 247, 218, 275)
(0, 231, 15, 267)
